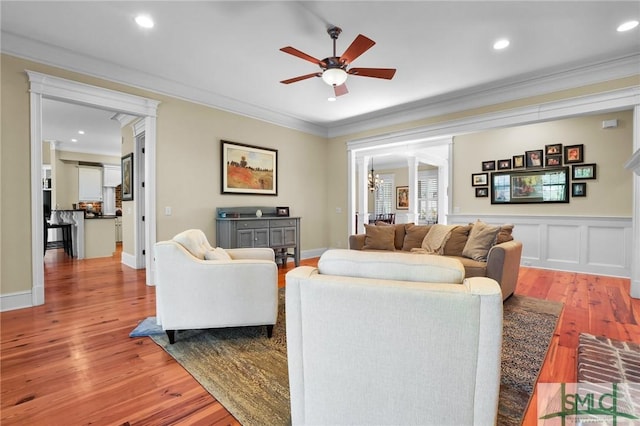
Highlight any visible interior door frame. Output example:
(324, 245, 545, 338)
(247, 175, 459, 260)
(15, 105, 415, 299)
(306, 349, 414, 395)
(28, 70, 160, 305)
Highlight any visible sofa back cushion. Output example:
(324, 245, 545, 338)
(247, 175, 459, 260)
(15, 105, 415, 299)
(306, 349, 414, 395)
(318, 249, 465, 284)
(362, 224, 396, 251)
(402, 224, 432, 251)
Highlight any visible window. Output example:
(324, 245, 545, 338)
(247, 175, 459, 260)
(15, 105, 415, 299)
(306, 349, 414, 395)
(418, 170, 438, 221)
(374, 173, 394, 215)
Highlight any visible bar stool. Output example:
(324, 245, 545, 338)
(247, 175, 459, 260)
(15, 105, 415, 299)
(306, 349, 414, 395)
(44, 216, 73, 257)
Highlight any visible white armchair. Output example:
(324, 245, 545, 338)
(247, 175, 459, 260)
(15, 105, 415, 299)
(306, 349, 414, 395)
(286, 249, 503, 425)
(154, 229, 278, 344)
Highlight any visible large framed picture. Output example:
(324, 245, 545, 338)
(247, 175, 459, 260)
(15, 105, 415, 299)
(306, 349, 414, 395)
(491, 167, 569, 204)
(396, 186, 409, 210)
(221, 140, 278, 195)
(121, 153, 134, 201)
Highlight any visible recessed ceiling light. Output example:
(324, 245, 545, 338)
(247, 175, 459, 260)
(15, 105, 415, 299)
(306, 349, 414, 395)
(78, 130, 85, 135)
(617, 20, 639, 32)
(135, 14, 154, 29)
(328, 96, 337, 102)
(71, 138, 78, 142)
(493, 39, 510, 50)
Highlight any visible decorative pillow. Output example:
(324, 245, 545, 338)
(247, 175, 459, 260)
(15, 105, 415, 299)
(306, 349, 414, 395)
(204, 247, 232, 261)
(462, 220, 501, 261)
(363, 224, 396, 251)
(443, 225, 472, 257)
(402, 224, 431, 251)
(496, 224, 515, 244)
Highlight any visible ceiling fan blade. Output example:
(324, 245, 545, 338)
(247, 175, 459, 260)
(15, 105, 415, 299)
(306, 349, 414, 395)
(280, 46, 325, 67)
(348, 67, 396, 79)
(340, 34, 375, 64)
(334, 83, 349, 97)
(280, 73, 321, 84)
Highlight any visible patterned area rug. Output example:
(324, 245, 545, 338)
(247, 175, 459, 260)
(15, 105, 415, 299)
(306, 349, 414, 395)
(149, 290, 562, 426)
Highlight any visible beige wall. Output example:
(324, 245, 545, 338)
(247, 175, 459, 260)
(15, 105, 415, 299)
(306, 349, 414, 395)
(1, 54, 328, 296)
(453, 111, 633, 216)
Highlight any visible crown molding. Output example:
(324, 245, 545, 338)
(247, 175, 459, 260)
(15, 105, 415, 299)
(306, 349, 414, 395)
(329, 53, 640, 138)
(5, 31, 638, 140)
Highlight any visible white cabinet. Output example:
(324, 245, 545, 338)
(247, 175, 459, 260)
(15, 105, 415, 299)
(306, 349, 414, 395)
(103, 165, 121, 187)
(78, 166, 103, 201)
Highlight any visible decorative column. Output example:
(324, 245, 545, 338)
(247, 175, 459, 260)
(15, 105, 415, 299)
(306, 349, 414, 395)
(624, 106, 640, 299)
(406, 157, 419, 224)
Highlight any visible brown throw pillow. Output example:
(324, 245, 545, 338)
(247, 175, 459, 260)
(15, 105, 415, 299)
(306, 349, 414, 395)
(363, 224, 396, 251)
(462, 220, 501, 261)
(402, 224, 432, 251)
(443, 225, 472, 256)
(497, 224, 514, 244)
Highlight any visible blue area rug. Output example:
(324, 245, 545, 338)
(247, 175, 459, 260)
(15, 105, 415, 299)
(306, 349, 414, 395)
(129, 316, 164, 337)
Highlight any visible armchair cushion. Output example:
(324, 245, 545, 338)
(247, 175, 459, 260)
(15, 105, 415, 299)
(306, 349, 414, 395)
(172, 228, 213, 260)
(204, 247, 232, 261)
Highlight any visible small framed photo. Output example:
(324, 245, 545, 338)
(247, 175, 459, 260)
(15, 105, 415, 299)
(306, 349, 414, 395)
(482, 160, 496, 171)
(512, 155, 525, 169)
(564, 144, 584, 164)
(572, 163, 596, 180)
(572, 182, 587, 197)
(497, 159, 512, 170)
(276, 206, 290, 217)
(475, 187, 488, 197)
(545, 143, 562, 156)
(396, 186, 409, 210)
(472, 173, 488, 187)
(546, 155, 562, 167)
(525, 150, 544, 168)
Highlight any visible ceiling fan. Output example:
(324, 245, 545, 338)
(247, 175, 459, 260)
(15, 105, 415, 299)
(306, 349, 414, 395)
(279, 26, 396, 97)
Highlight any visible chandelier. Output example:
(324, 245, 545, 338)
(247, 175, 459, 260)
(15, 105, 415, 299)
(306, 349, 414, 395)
(368, 160, 383, 192)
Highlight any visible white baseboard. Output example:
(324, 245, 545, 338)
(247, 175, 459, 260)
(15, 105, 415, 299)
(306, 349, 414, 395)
(301, 248, 327, 261)
(0, 291, 33, 312)
(121, 251, 139, 269)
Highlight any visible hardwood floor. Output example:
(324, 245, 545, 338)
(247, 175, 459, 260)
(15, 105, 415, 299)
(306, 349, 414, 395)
(1, 248, 638, 425)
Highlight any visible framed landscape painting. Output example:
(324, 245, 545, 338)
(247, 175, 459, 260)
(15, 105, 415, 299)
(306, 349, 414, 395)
(221, 140, 278, 195)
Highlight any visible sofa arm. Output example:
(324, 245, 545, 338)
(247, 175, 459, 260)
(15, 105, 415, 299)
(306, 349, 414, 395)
(486, 240, 523, 300)
(348, 234, 366, 250)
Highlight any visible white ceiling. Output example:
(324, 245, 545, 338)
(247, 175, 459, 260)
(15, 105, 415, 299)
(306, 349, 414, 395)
(2, 1, 639, 157)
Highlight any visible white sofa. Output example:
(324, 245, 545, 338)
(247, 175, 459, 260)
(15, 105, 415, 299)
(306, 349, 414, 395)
(154, 229, 278, 343)
(286, 249, 503, 425)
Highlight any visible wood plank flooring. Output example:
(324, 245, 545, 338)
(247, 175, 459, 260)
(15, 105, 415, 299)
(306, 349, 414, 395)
(2, 247, 639, 425)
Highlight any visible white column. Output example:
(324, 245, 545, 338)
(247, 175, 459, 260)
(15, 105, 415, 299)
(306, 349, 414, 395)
(407, 156, 419, 224)
(358, 156, 369, 233)
(628, 106, 640, 299)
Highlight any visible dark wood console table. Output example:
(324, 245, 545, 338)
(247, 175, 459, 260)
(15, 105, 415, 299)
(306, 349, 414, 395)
(215, 206, 300, 267)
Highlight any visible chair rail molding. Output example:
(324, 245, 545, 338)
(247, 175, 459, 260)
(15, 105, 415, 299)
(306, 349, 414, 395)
(449, 214, 632, 278)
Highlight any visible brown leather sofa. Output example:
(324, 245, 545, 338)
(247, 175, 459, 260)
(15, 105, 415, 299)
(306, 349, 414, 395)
(348, 222, 523, 300)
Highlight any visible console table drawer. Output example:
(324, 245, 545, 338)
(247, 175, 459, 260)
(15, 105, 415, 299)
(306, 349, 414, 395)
(236, 220, 269, 229)
(269, 219, 298, 228)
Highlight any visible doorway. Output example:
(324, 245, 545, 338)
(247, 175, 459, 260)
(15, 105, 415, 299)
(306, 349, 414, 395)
(28, 71, 159, 306)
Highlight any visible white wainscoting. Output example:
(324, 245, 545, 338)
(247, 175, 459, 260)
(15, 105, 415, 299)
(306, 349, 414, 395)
(448, 214, 632, 278)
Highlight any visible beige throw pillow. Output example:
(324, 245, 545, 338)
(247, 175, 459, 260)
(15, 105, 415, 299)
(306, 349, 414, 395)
(363, 224, 396, 251)
(462, 220, 501, 261)
(443, 225, 472, 257)
(497, 224, 515, 244)
(204, 247, 232, 261)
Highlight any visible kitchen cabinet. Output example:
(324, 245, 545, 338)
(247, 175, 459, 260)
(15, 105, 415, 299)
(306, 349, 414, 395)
(103, 165, 121, 187)
(78, 166, 103, 201)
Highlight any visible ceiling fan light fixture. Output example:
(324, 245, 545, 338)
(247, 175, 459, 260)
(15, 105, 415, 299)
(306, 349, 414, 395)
(617, 20, 639, 32)
(322, 68, 348, 86)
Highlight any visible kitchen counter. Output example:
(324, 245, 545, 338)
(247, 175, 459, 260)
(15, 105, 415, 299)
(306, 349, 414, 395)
(84, 215, 117, 219)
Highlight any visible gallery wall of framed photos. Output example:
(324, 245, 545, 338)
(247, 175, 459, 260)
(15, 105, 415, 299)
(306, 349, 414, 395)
(471, 142, 598, 204)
